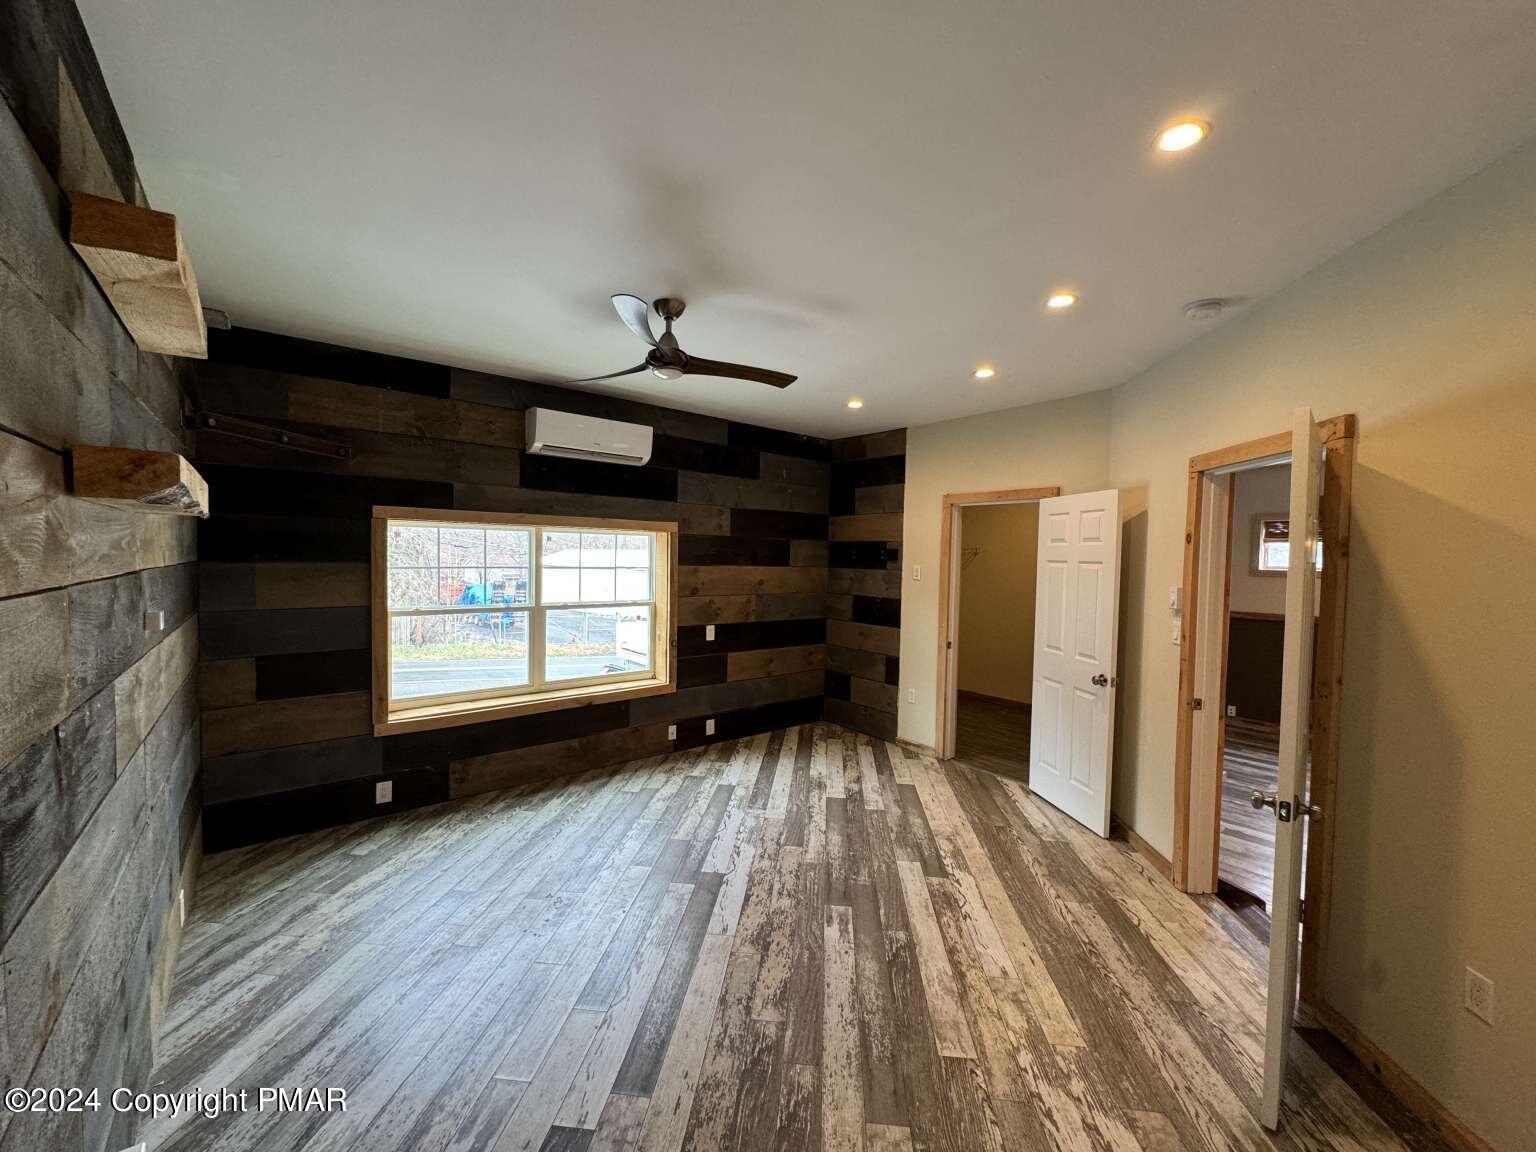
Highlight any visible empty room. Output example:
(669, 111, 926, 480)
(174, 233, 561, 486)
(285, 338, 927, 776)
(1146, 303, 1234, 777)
(2, 3, 1533, 1152)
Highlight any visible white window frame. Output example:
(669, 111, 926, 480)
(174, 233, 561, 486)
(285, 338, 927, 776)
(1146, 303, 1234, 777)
(371, 507, 676, 735)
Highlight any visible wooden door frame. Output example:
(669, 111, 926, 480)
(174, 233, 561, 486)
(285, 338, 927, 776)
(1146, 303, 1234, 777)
(934, 486, 1061, 760)
(1171, 414, 1355, 1007)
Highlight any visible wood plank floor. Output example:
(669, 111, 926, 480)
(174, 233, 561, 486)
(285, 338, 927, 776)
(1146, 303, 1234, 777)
(151, 722, 1423, 1152)
(1218, 720, 1281, 906)
(953, 694, 1030, 782)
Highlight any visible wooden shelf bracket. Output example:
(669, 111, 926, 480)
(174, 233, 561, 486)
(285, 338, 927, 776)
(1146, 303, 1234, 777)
(69, 445, 210, 517)
(68, 192, 208, 358)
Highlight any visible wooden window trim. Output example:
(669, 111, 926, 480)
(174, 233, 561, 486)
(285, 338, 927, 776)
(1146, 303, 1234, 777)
(371, 506, 677, 736)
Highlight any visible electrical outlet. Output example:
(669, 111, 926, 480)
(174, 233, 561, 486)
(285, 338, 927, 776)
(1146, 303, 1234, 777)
(907, 688, 915, 703)
(1465, 968, 1495, 1024)
(667, 724, 677, 740)
(1226, 704, 1237, 718)
(705, 624, 716, 641)
(375, 780, 393, 805)
(705, 718, 716, 736)
(912, 564, 921, 581)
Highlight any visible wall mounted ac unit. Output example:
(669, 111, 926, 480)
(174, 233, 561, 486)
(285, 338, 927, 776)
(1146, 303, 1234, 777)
(525, 408, 653, 466)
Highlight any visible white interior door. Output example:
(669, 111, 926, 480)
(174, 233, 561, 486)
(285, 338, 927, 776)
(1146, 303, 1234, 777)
(1028, 489, 1122, 836)
(1260, 407, 1323, 1128)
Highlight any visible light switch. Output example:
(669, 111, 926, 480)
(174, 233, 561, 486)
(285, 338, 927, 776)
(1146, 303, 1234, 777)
(912, 565, 922, 581)
(1168, 586, 1182, 615)
(1171, 623, 1182, 645)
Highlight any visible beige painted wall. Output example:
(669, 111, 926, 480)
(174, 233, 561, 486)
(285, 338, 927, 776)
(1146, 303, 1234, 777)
(900, 138, 1536, 1151)
(898, 390, 1112, 750)
(1228, 463, 1290, 616)
(956, 503, 1039, 703)
(1107, 138, 1536, 1152)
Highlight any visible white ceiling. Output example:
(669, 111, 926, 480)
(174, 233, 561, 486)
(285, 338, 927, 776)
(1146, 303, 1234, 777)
(81, 0, 1536, 437)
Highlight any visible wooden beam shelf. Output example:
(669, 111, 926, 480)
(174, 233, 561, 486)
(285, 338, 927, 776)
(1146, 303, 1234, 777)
(70, 445, 210, 517)
(68, 192, 208, 358)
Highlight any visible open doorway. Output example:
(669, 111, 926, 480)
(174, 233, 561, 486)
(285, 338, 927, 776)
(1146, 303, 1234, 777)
(951, 502, 1040, 780)
(933, 486, 1060, 762)
(1217, 460, 1303, 919)
(1173, 415, 1355, 1012)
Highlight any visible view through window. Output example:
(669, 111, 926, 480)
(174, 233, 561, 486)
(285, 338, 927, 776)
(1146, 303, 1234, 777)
(380, 515, 669, 713)
(1254, 515, 1324, 574)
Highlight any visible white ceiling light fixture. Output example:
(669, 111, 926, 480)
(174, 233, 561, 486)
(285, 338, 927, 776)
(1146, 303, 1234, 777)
(1157, 118, 1211, 152)
(846, 396, 864, 409)
(1046, 291, 1079, 311)
(972, 365, 996, 380)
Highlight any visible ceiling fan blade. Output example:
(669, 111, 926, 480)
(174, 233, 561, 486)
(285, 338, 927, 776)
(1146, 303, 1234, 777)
(681, 356, 796, 388)
(560, 362, 650, 385)
(611, 294, 659, 347)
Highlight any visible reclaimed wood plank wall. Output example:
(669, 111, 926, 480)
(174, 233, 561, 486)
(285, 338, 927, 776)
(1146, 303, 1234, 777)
(191, 329, 909, 848)
(0, 9, 200, 1150)
(824, 429, 906, 740)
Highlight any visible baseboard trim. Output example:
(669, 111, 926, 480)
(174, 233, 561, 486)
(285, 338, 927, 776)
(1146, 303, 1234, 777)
(1110, 815, 1173, 880)
(1311, 1000, 1496, 1152)
(895, 737, 937, 758)
(956, 689, 1031, 711)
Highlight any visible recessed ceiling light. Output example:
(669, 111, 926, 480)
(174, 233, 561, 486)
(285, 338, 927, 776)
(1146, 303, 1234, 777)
(972, 365, 996, 380)
(846, 397, 864, 409)
(1045, 291, 1078, 311)
(1157, 119, 1210, 153)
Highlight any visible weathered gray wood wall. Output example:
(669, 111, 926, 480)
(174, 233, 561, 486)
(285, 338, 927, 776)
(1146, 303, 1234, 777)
(0, 6, 200, 1150)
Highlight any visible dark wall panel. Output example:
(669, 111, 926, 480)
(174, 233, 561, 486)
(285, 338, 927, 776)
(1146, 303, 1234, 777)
(824, 431, 906, 741)
(192, 329, 839, 848)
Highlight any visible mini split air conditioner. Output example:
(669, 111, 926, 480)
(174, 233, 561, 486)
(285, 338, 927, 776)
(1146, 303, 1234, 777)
(525, 408, 653, 466)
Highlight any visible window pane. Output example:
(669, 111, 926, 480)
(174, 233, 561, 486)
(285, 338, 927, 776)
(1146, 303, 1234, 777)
(616, 566, 650, 600)
(545, 607, 652, 682)
(486, 528, 531, 566)
(543, 567, 579, 603)
(616, 533, 650, 567)
(440, 526, 484, 570)
(387, 568, 437, 610)
(389, 525, 437, 567)
(487, 567, 531, 607)
(581, 533, 617, 566)
(581, 568, 616, 602)
(390, 610, 529, 700)
(543, 531, 581, 567)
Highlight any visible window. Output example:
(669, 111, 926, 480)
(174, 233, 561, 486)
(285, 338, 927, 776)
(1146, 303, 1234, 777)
(1253, 515, 1323, 574)
(372, 508, 675, 733)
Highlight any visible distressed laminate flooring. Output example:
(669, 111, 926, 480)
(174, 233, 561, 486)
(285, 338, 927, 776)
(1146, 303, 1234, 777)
(1218, 720, 1282, 906)
(152, 723, 1420, 1152)
(953, 694, 1031, 782)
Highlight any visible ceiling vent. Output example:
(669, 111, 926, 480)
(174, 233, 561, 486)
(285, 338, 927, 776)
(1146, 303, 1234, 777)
(1183, 297, 1231, 321)
(525, 408, 653, 467)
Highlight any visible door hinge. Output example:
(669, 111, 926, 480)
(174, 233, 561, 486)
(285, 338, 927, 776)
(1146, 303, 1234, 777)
(1191, 697, 1203, 710)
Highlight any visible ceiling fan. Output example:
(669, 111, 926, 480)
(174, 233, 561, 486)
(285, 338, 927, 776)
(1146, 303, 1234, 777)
(566, 295, 796, 389)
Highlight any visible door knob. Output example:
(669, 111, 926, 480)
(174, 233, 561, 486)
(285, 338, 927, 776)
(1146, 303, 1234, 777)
(1250, 791, 1277, 810)
(1091, 674, 1108, 687)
